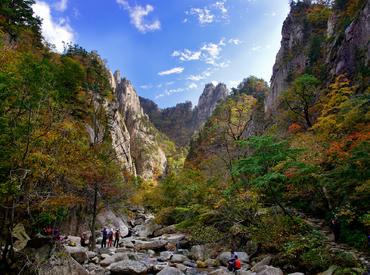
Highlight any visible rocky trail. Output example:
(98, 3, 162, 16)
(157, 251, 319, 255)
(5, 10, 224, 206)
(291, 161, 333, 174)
(53, 208, 296, 275)
(298, 213, 370, 272)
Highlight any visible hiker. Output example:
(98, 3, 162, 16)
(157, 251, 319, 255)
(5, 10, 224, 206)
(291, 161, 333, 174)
(80, 233, 87, 247)
(108, 228, 114, 247)
(101, 227, 107, 248)
(331, 218, 340, 242)
(114, 229, 120, 248)
(227, 251, 238, 271)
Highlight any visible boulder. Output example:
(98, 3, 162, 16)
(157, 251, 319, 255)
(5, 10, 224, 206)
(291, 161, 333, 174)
(251, 256, 272, 272)
(157, 266, 184, 275)
(39, 254, 88, 275)
(256, 266, 283, 275)
(176, 263, 188, 272)
(153, 262, 169, 272)
(147, 249, 156, 257)
(190, 245, 206, 261)
(100, 252, 138, 267)
(120, 238, 135, 248)
(154, 225, 177, 236)
(135, 239, 168, 250)
(133, 217, 161, 238)
(84, 263, 105, 275)
(108, 259, 149, 274)
(218, 252, 249, 266)
(161, 233, 186, 243)
(209, 267, 231, 275)
(171, 254, 190, 263)
(64, 246, 88, 264)
(87, 251, 97, 259)
(159, 251, 173, 261)
(96, 209, 129, 237)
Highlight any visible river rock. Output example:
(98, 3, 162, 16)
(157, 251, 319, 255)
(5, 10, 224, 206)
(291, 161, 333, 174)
(39, 254, 88, 275)
(218, 252, 249, 266)
(135, 239, 168, 250)
(134, 217, 161, 238)
(183, 260, 198, 268)
(159, 251, 173, 261)
(108, 259, 149, 274)
(256, 266, 283, 275)
(158, 266, 184, 275)
(64, 246, 88, 264)
(84, 263, 105, 275)
(153, 262, 169, 272)
(209, 267, 231, 275)
(237, 271, 256, 275)
(251, 256, 272, 272)
(190, 245, 206, 261)
(154, 225, 177, 236)
(176, 263, 188, 272)
(171, 254, 190, 263)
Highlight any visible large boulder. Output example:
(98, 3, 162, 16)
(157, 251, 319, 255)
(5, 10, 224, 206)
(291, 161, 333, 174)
(64, 246, 88, 264)
(251, 256, 272, 272)
(135, 239, 168, 250)
(133, 217, 161, 238)
(157, 266, 184, 275)
(162, 233, 186, 243)
(190, 245, 206, 261)
(108, 259, 149, 274)
(256, 266, 283, 275)
(96, 209, 129, 237)
(218, 252, 249, 266)
(39, 254, 88, 275)
(154, 225, 177, 236)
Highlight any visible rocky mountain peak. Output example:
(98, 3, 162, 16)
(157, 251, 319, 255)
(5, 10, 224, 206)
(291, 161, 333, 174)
(193, 82, 229, 130)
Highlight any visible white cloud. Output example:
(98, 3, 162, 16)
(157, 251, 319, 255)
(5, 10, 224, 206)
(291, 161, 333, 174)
(54, 0, 68, 12)
(116, 0, 160, 33)
(172, 49, 201, 61)
(158, 67, 184, 76)
(187, 69, 212, 81)
(185, 1, 228, 25)
(188, 83, 198, 89)
(189, 8, 214, 24)
(251, 46, 262, 52)
(155, 88, 185, 99)
(228, 38, 242, 45)
(173, 38, 227, 67)
(32, 1, 74, 53)
(140, 84, 153, 89)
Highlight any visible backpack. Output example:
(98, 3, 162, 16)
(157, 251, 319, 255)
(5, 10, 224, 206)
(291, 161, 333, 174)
(235, 259, 241, 270)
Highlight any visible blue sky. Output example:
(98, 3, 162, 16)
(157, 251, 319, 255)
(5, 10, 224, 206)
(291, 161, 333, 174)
(32, 0, 290, 108)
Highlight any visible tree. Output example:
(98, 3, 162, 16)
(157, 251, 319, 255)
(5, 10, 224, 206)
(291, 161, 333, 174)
(281, 74, 320, 128)
(233, 135, 312, 215)
(0, 0, 41, 40)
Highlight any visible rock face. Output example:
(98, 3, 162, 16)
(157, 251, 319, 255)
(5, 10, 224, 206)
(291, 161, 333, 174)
(108, 71, 167, 179)
(192, 83, 229, 131)
(266, 1, 370, 114)
(140, 83, 228, 147)
(39, 254, 89, 275)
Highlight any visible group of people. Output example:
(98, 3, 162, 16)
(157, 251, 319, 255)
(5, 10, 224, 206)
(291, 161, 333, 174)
(101, 227, 120, 248)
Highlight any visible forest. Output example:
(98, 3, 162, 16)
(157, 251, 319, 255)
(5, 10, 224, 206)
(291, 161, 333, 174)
(0, 0, 369, 274)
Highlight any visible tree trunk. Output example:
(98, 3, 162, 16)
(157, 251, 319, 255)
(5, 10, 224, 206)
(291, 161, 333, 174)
(90, 183, 98, 251)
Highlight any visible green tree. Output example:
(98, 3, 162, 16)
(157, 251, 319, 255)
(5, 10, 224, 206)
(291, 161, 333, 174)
(282, 74, 320, 128)
(233, 135, 312, 215)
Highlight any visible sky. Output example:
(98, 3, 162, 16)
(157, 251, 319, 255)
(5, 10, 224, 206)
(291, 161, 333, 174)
(32, 0, 290, 108)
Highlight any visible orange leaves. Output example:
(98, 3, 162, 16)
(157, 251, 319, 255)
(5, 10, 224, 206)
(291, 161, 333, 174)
(288, 123, 303, 134)
(327, 131, 370, 160)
